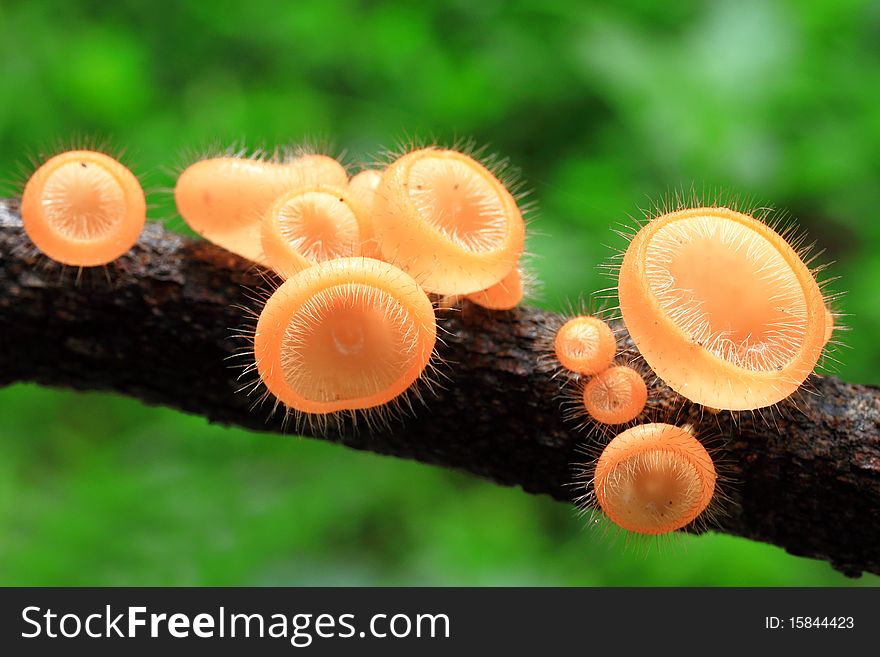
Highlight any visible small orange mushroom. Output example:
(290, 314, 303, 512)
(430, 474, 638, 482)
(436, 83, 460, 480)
(175, 153, 348, 263)
(20, 150, 146, 267)
(260, 185, 362, 278)
(618, 206, 827, 410)
(583, 365, 647, 424)
(593, 423, 716, 535)
(466, 266, 524, 310)
(554, 316, 616, 376)
(254, 257, 436, 415)
(372, 147, 525, 295)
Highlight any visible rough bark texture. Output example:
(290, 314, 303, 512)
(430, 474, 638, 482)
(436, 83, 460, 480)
(1, 198, 878, 577)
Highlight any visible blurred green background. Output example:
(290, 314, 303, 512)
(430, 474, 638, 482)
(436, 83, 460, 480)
(1, 0, 878, 586)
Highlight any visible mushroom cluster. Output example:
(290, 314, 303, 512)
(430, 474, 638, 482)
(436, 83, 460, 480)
(553, 314, 649, 427)
(18, 143, 529, 427)
(574, 203, 836, 539)
(174, 145, 527, 424)
(175, 152, 348, 264)
(17, 147, 839, 542)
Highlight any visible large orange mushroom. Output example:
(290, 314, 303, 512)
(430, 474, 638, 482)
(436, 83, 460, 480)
(618, 206, 827, 410)
(253, 257, 437, 416)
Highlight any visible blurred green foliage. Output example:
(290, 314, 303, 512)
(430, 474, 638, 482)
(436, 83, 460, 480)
(0, 0, 878, 585)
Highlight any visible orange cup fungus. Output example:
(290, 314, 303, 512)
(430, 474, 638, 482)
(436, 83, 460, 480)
(618, 206, 827, 411)
(466, 266, 524, 311)
(347, 169, 384, 258)
(20, 150, 146, 266)
(583, 365, 647, 425)
(260, 185, 362, 279)
(175, 153, 348, 263)
(372, 147, 525, 295)
(254, 257, 436, 415)
(554, 316, 616, 375)
(593, 423, 716, 535)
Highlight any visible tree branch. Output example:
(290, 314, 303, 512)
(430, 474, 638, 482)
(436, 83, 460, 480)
(1, 198, 878, 577)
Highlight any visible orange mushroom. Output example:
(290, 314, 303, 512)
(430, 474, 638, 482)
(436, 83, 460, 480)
(253, 257, 436, 416)
(582, 365, 647, 425)
(593, 423, 716, 535)
(466, 266, 524, 311)
(372, 147, 525, 295)
(618, 206, 827, 410)
(260, 185, 362, 279)
(20, 150, 146, 267)
(554, 316, 616, 376)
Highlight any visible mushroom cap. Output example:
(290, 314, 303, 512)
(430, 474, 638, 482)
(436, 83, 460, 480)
(554, 316, 616, 375)
(254, 257, 436, 414)
(372, 147, 525, 295)
(348, 169, 383, 209)
(594, 423, 716, 535)
(21, 150, 146, 267)
(287, 154, 348, 186)
(261, 185, 362, 279)
(466, 266, 523, 310)
(175, 155, 347, 263)
(618, 206, 827, 410)
(347, 169, 384, 258)
(582, 365, 647, 425)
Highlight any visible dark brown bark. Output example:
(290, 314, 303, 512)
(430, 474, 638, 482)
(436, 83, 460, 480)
(1, 198, 878, 577)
